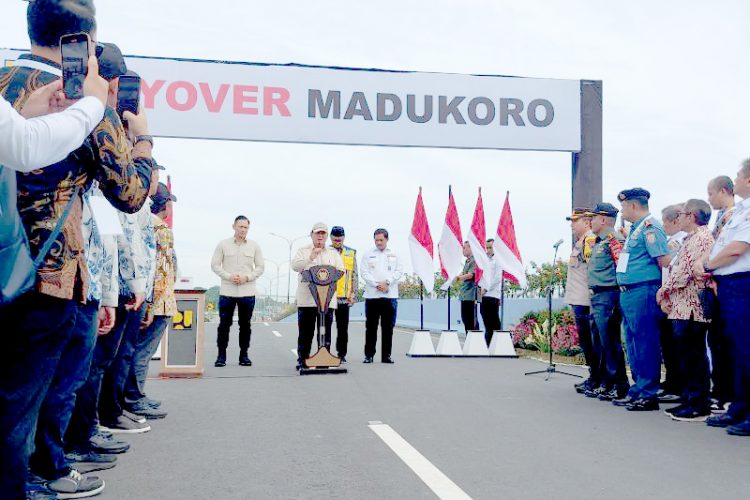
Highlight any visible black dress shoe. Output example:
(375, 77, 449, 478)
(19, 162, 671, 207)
(626, 398, 659, 411)
(726, 419, 750, 436)
(706, 413, 739, 428)
(214, 353, 226, 367)
(382, 358, 395, 364)
(363, 357, 374, 363)
(612, 397, 633, 407)
(239, 353, 253, 366)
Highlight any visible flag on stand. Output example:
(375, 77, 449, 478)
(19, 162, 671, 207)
(493, 192, 527, 288)
(408, 187, 435, 293)
(468, 188, 492, 290)
(438, 186, 464, 290)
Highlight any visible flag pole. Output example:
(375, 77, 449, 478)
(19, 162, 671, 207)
(500, 276, 506, 330)
(419, 278, 424, 331)
(447, 285, 451, 330)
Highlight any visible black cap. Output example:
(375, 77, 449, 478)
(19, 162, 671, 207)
(565, 207, 593, 221)
(151, 182, 176, 214)
(618, 188, 651, 202)
(95, 42, 127, 80)
(330, 226, 345, 237)
(592, 202, 619, 217)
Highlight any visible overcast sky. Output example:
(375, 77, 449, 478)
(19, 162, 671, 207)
(2, 1, 747, 299)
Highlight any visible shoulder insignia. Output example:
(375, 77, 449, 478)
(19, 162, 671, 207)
(646, 233, 656, 244)
(644, 219, 653, 227)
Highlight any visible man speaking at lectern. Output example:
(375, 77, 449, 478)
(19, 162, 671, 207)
(292, 223, 345, 370)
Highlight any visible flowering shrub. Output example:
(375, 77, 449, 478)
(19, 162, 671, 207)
(511, 308, 581, 356)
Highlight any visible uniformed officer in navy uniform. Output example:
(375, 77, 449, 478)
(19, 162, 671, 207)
(587, 202, 631, 401)
(614, 188, 671, 411)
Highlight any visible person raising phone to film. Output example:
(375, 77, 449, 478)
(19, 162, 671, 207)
(0, 55, 109, 172)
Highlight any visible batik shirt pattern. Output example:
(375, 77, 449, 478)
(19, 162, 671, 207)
(0, 55, 152, 302)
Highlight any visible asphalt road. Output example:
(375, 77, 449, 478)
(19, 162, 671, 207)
(96, 321, 750, 499)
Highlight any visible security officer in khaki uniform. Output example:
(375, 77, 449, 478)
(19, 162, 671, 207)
(587, 203, 630, 401)
(564, 208, 601, 396)
(327, 226, 358, 363)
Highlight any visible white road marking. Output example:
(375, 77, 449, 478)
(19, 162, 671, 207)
(264, 322, 270, 326)
(369, 423, 472, 500)
(272, 330, 282, 337)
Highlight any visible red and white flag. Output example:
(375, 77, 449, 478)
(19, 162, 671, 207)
(468, 188, 492, 290)
(408, 187, 435, 293)
(493, 192, 527, 288)
(438, 186, 463, 290)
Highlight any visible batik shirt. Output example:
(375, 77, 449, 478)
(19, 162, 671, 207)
(117, 198, 156, 301)
(661, 226, 714, 322)
(82, 186, 119, 306)
(0, 55, 152, 302)
(148, 215, 177, 317)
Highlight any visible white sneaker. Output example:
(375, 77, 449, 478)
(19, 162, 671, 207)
(47, 469, 105, 498)
(122, 409, 147, 424)
(99, 415, 151, 434)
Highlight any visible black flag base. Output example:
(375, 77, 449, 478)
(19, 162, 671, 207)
(299, 346, 348, 375)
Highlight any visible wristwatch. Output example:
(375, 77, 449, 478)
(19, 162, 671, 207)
(135, 135, 153, 147)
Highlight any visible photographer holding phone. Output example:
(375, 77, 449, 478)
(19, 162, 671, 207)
(0, 1, 154, 497)
(0, 55, 108, 172)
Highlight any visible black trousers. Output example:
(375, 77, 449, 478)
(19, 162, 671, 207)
(325, 302, 350, 357)
(365, 298, 396, 360)
(480, 296, 501, 345)
(707, 302, 733, 403)
(672, 319, 711, 409)
(460, 300, 477, 333)
(716, 274, 750, 421)
(217, 295, 255, 352)
(297, 307, 332, 363)
(590, 290, 629, 391)
(0, 291, 76, 498)
(659, 314, 683, 395)
(572, 304, 603, 385)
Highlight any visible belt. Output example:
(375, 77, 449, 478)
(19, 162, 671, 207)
(713, 271, 750, 282)
(618, 280, 661, 292)
(590, 285, 619, 294)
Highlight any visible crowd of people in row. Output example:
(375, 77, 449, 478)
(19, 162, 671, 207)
(1, 1, 179, 498)
(563, 172, 750, 438)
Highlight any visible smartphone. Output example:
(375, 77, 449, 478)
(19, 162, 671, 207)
(60, 33, 90, 99)
(116, 73, 141, 118)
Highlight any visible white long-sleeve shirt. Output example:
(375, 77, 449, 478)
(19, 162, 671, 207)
(360, 247, 403, 299)
(483, 254, 504, 299)
(0, 94, 104, 172)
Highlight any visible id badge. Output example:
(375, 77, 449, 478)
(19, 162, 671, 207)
(616, 252, 629, 273)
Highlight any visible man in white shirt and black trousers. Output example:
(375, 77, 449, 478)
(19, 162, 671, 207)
(360, 228, 403, 363)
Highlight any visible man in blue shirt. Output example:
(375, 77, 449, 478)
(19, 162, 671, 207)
(614, 188, 671, 411)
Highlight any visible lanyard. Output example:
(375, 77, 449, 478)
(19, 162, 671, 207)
(624, 215, 652, 249)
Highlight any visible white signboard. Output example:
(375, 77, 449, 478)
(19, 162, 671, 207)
(2, 49, 581, 151)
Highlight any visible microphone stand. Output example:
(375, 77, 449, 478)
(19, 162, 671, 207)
(525, 240, 582, 380)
